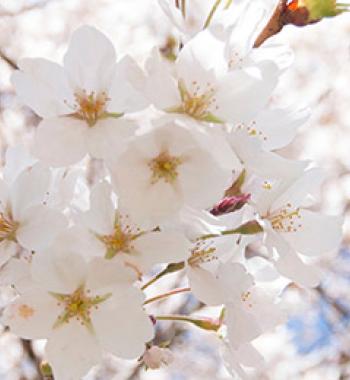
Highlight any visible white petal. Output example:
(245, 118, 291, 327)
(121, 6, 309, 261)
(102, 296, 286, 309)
(33, 117, 87, 167)
(267, 229, 321, 287)
(271, 167, 326, 212)
(111, 147, 182, 227)
(0, 258, 32, 293)
(217, 262, 255, 298)
(4, 288, 61, 339)
(16, 205, 67, 251)
(86, 118, 137, 160)
(31, 249, 87, 294)
(86, 258, 137, 293)
(108, 55, 148, 113)
(255, 107, 309, 151)
(11, 58, 72, 118)
(55, 225, 106, 259)
(143, 49, 180, 110)
(0, 178, 9, 212)
(132, 231, 190, 272)
(177, 30, 226, 79)
(179, 148, 230, 208)
(3, 145, 37, 184)
(215, 61, 278, 123)
(82, 181, 115, 235)
(64, 25, 116, 93)
(46, 320, 101, 380)
(188, 266, 226, 306)
(46, 168, 81, 209)
(0, 240, 17, 268)
(9, 163, 50, 221)
(92, 289, 154, 359)
(235, 343, 265, 369)
(226, 304, 261, 348)
(283, 210, 343, 256)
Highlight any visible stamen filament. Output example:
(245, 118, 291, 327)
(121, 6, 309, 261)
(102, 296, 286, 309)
(204, 0, 223, 29)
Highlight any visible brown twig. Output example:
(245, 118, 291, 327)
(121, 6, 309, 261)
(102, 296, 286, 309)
(254, 0, 310, 48)
(315, 285, 349, 318)
(0, 50, 18, 70)
(21, 339, 43, 380)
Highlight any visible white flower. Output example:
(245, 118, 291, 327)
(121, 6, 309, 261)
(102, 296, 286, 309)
(142, 345, 173, 370)
(0, 163, 66, 267)
(2, 145, 83, 211)
(143, 30, 279, 125)
(109, 117, 238, 225)
(75, 181, 190, 273)
(189, 262, 284, 348)
(12, 26, 147, 166)
(258, 168, 343, 287)
(184, 204, 258, 269)
(3, 247, 154, 380)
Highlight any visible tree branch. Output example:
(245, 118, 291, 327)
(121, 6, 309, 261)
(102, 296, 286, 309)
(0, 50, 18, 70)
(254, 0, 309, 48)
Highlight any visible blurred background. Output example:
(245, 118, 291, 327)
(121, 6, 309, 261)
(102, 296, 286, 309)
(0, 0, 350, 379)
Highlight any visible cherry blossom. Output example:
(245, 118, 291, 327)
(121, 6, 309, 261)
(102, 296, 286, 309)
(258, 168, 343, 287)
(3, 247, 154, 380)
(142, 29, 279, 125)
(0, 162, 66, 267)
(108, 117, 239, 225)
(12, 26, 146, 166)
(0, 10, 345, 380)
(76, 181, 191, 273)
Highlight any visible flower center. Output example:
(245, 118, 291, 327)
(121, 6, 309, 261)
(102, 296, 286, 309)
(267, 204, 302, 233)
(149, 151, 183, 184)
(99, 214, 144, 259)
(51, 286, 111, 331)
(167, 80, 222, 123)
(179, 79, 218, 120)
(188, 241, 217, 267)
(71, 89, 110, 127)
(0, 212, 19, 241)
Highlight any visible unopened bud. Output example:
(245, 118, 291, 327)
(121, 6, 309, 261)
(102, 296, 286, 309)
(211, 194, 250, 216)
(40, 362, 53, 378)
(287, 0, 349, 23)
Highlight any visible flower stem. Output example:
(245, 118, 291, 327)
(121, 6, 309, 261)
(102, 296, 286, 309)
(141, 262, 185, 290)
(144, 287, 191, 305)
(203, 0, 222, 29)
(155, 314, 221, 331)
(199, 220, 263, 240)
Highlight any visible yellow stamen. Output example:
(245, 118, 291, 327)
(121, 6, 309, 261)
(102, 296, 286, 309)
(99, 214, 144, 259)
(51, 286, 111, 331)
(267, 204, 302, 233)
(149, 151, 183, 184)
(0, 212, 18, 241)
(69, 89, 110, 127)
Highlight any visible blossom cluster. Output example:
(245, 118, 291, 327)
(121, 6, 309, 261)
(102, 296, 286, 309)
(0, 1, 344, 379)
